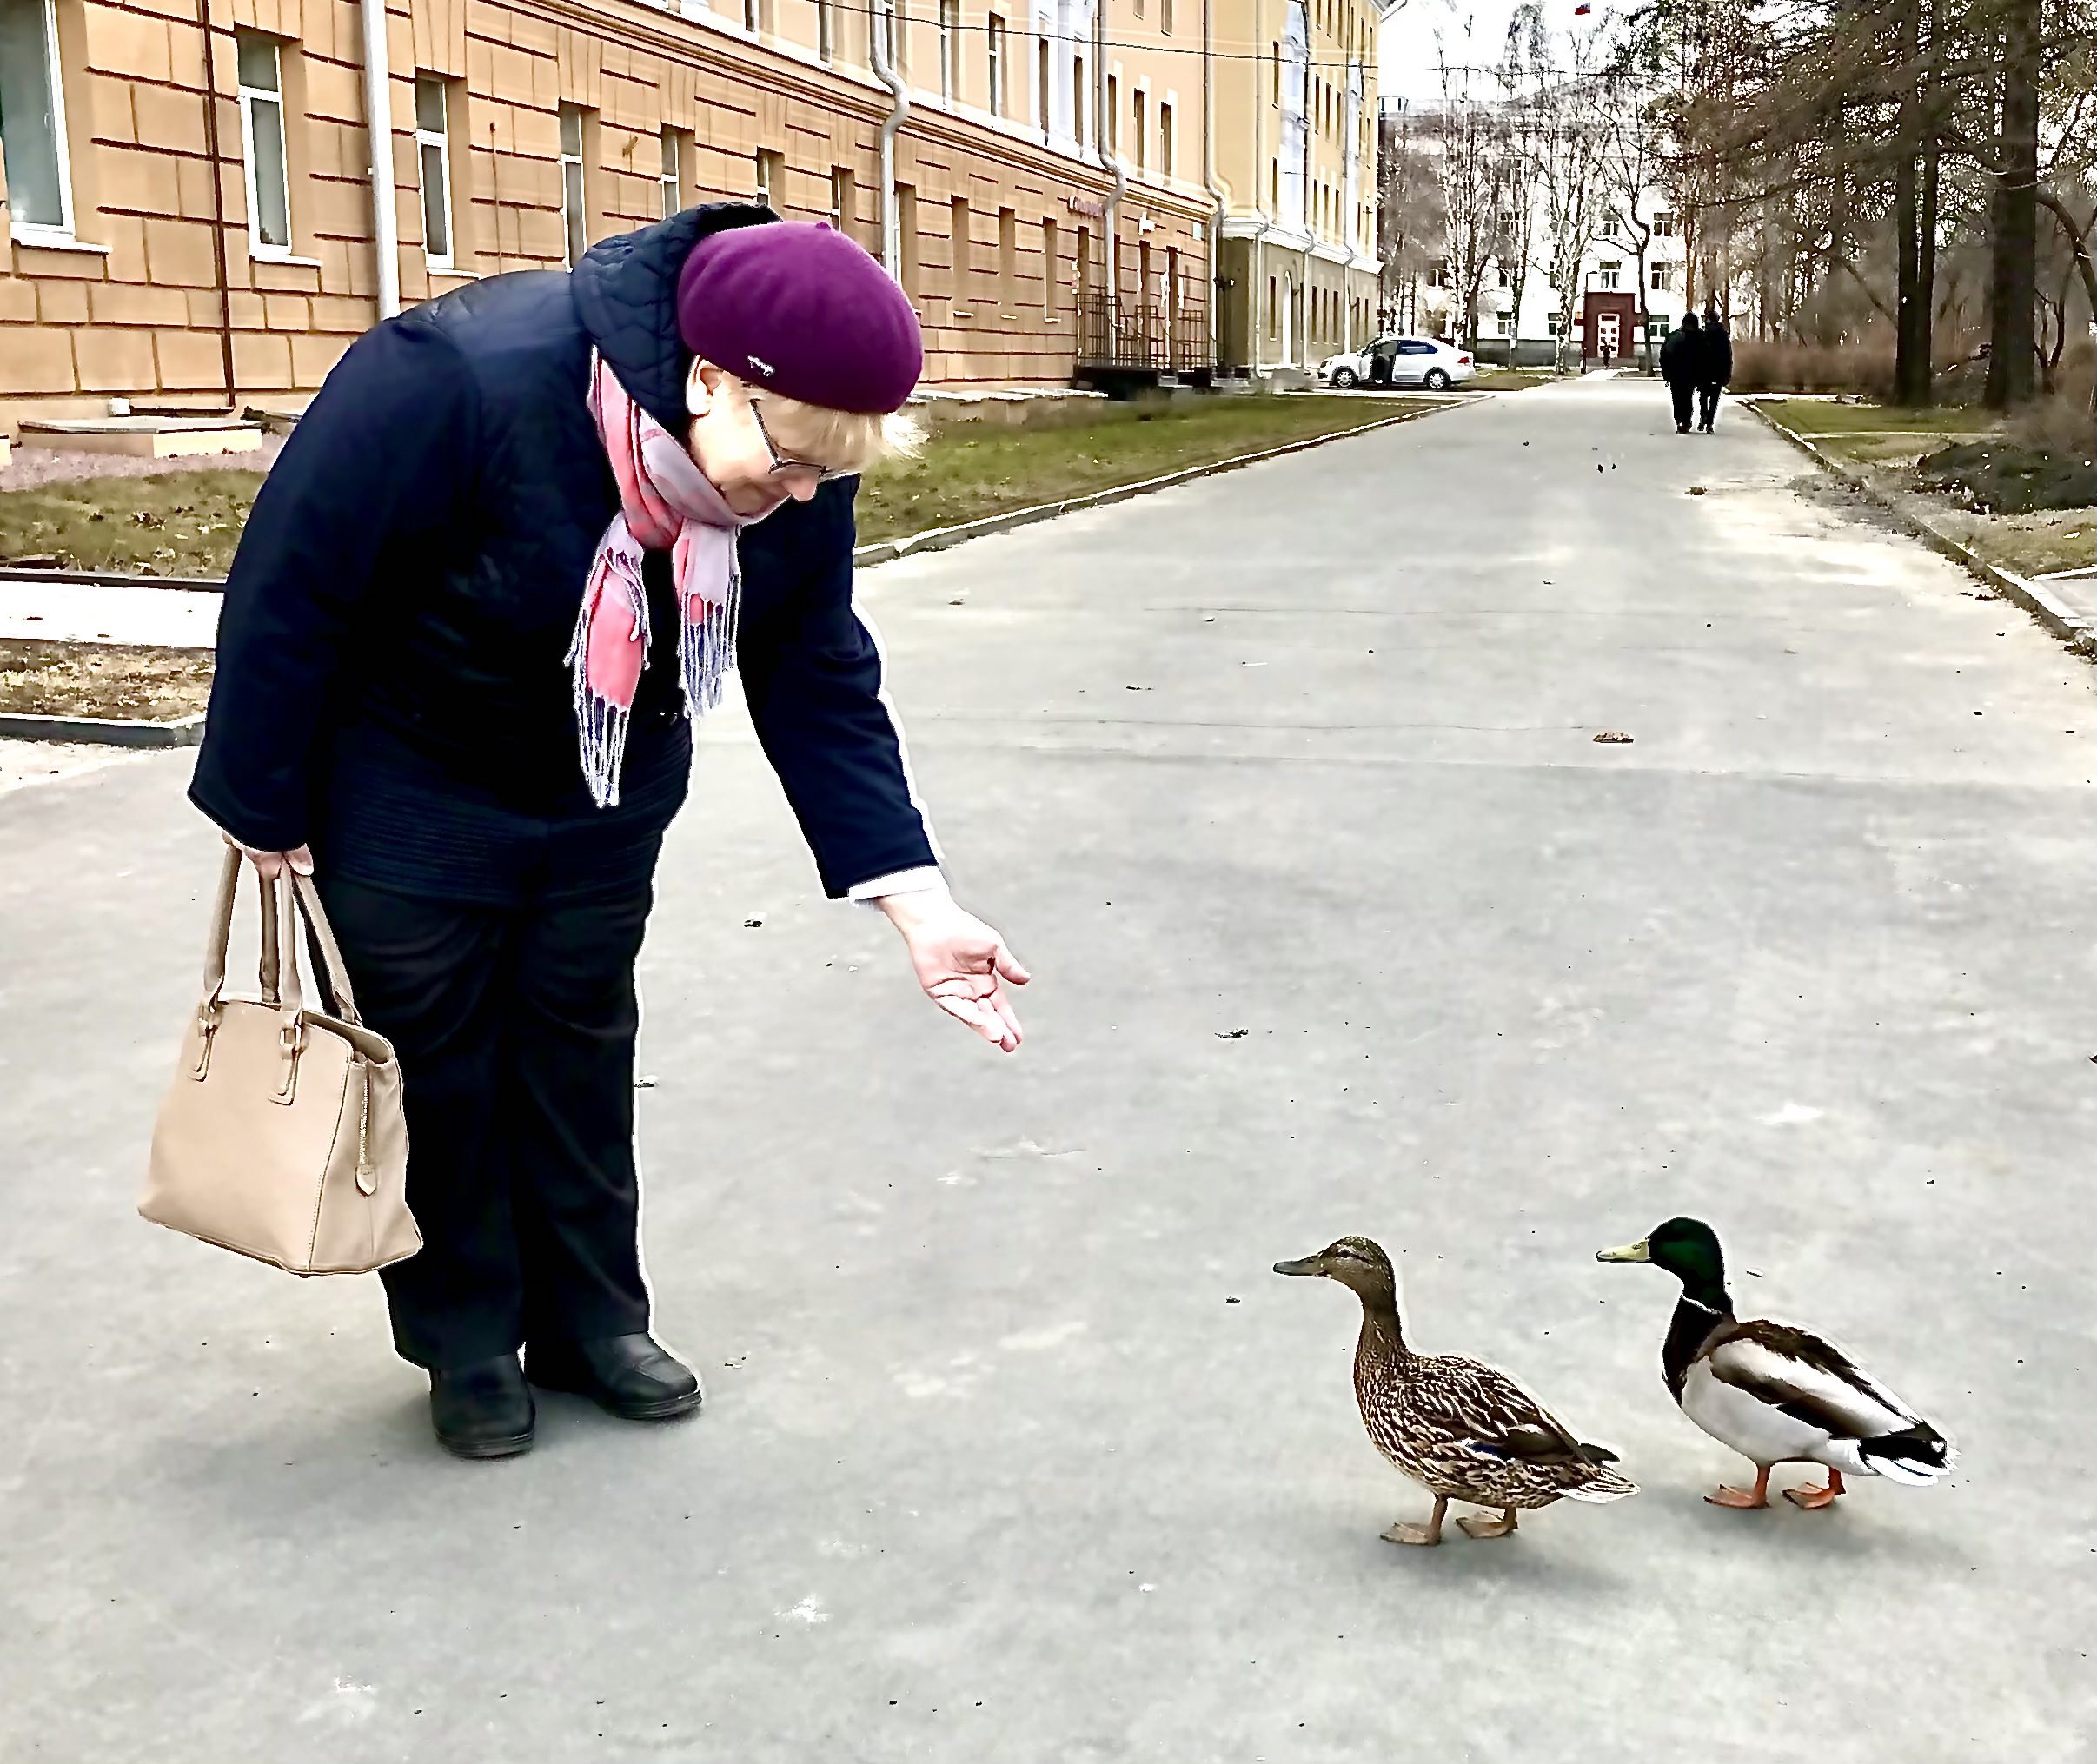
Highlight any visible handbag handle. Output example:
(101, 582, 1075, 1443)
(284, 873, 366, 1028)
(196, 847, 362, 1025)
(199, 846, 285, 1009)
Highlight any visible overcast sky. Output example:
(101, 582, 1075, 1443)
(1377, 0, 1602, 104)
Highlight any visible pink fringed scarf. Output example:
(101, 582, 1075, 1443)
(570, 351, 755, 806)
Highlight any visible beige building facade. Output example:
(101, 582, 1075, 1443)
(1209, 0, 1378, 375)
(0, 0, 1224, 432)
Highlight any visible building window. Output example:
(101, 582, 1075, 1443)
(237, 32, 293, 258)
(1650, 261, 1672, 291)
(1267, 275, 1278, 338)
(1598, 259, 1622, 289)
(560, 104, 589, 267)
(1043, 217, 1058, 315)
(816, 0, 833, 60)
(1158, 101, 1173, 177)
(1167, 244, 1179, 322)
(1271, 43, 1281, 106)
(742, 0, 761, 30)
(1427, 262, 1450, 288)
(939, 0, 958, 98)
(415, 75, 455, 269)
(1132, 88, 1146, 172)
(1496, 313, 1513, 336)
(986, 16, 1006, 115)
(754, 147, 785, 210)
(1162, 0, 1173, 33)
(1076, 222, 1092, 295)
(1496, 266, 1511, 289)
(0, 0, 75, 235)
(1269, 158, 1278, 209)
(1106, 75, 1118, 151)
(950, 195, 970, 302)
(897, 182, 920, 295)
(660, 127, 687, 219)
(1037, 36, 1050, 134)
(882, 0, 903, 73)
(999, 206, 1016, 308)
(1652, 212, 1676, 237)
(829, 166, 854, 237)
(1546, 312, 1563, 336)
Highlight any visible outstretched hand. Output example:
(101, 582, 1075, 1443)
(878, 891, 1029, 1053)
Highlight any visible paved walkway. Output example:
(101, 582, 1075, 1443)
(2, 378, 2091, 1761)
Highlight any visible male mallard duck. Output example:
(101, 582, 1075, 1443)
(1274, 1236, 1636, 1545)
(1596, 1217, 1954, 1509)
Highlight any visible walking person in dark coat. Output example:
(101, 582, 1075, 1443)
(190, 206, 1030, 1460)
(1659, 310, 1701, 434)
(1695, 306, 1734, 432)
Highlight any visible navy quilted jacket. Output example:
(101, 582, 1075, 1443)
(190, 204, 936, 897)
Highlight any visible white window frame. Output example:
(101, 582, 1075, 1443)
(1598, 259, 1622, 290)
(1652, 212, 1676, 238)
(1650, 261, 1671, 292)
(236, 31, 293, 261)
(560, 105, 587, 269)
(3, 0, 77, 242)
(986, 16, 1006, 116)
(816, 0, 833, 59)
(415, 75, 454, 272)
(660, 126, 682, 218)
(939, 0, 958, 100)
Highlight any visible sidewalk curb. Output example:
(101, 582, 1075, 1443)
(0, 711, 206, 748)
(1744, 397, 2096, 659)
(847, 401, 1461, 568)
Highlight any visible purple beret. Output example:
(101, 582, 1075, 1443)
(676, 221, 923, 415)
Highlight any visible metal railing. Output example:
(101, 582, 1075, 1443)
(1075, 294, 1208, 376)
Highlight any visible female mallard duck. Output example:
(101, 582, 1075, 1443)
(1274, 1236, 1636, 1545)
(1596, 1217, 1954, 1509)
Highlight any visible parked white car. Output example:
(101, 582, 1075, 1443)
(1318, 336, 1476, 391)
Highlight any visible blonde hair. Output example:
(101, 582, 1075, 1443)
(713, 369, 923, 474)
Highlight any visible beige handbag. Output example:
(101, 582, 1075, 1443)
(141, 848, 420, 1276)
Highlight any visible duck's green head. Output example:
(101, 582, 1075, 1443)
(1596, 1217, 1728, 1297)
(1274, 1236, 1398, 1308)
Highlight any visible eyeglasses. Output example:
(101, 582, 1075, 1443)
(747, 400, 841, 483)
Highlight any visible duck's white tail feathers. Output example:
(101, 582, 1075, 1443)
(1562, 1462, 1639, 1503)
(1858, 1422, 1956, 1486)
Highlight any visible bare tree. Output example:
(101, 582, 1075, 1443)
(1599, 67, 1667, 369)
(1530, 24, 1610, 368)
(1378, 103, 1448, 333)
(1495, 11, 1547, 363)
(1433, 21, 1512, 348)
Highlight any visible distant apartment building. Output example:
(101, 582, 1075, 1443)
(1209, 0, 1380, 375)
(0, 0, 1220, 433)
(1376, 91, 1701, 366)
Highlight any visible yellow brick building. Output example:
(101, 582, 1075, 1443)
(0, 0, 1243, 431)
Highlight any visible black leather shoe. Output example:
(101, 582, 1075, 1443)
(527, 1333, 703, 1421)
(430, 1355, 535, 1459)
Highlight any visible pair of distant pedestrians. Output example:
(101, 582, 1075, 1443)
(1660, 308, 1733, 434)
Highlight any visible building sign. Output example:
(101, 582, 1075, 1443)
(1065, 195, 1108, 220)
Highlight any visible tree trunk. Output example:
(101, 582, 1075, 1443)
(2035, 189, 2097, 417)
(1918, 18, 1939, 399)
(1985, 0, 2039, 409)
(1893, 0, 1928, 404)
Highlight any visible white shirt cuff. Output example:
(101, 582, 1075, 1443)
(847, 866, 949, 905)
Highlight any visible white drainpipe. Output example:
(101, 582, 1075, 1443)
(1094, 9, 1125, 301)
(872, 0, 909, 279)
(1202, 0, 1229, 369)
(358, 0, 401, 318)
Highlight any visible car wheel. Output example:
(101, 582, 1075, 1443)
(1332, 368, 1358, 388)
(1423, 368, 1452, 390)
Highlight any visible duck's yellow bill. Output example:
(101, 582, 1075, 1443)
(1596, 1239, 1651, 1263)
